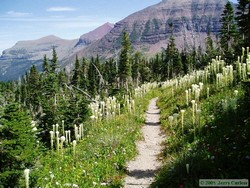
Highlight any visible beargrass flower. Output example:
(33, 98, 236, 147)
(234, 90, 238, 97)
(68, 130, 71, 143)
(181, 110, 185, 135)
(73, 140, 77, 157)
(168, 116, 174, 129)
(191, 100, 195, 122)
(185, 90, 189, 105)
(24, 169, 30, 188)
(32, 127, 37, 132)
(60, 136, 65, 149)
(56, 124, 59, 132)
(62, 120, 65, 135)
(52, 124, 55, 136)
(186, 164, 190, 174)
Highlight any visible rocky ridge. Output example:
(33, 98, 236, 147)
(76, 0, 227, 59)
(0, 23, 114, 81)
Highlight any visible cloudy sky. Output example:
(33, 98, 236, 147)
(0, 0, 238, 54)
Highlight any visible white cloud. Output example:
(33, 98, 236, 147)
(6, 11, 32, 17)
(46, 7, 77, 12)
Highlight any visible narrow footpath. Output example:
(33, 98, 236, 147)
(124, 98, 165, 188)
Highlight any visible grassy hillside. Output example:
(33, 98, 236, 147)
(24, 85, 159, 188)
(151, 51, 250, 187)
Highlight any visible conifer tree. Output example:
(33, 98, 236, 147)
(205, 26, 217, 61)
(132, 52, 141, 87)
(0, 104, 41, 187)
(87, 57, 97, 96)
(151, 53, 162, 81)
(58, 69, 67, 88)
(104, 58, 117, 86)
(42, 55, 50, 73)
(50, 47, 59, 73)
(28, 65, 41, 109)
(236, 0, 250, 46)
(118, 32, 132, 89)
(220, 1, 238, 61)
(20, 76, 28, 105)
(163, 36, 183, 78)
(72, 55, 81, 87)
(80, 57, 89, 90)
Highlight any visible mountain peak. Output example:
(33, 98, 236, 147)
(38, 35, 62, 41)
(75, 22, 114, 47)
(79, 0, 227, 58)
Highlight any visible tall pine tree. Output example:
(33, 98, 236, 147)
(0, 104, 41, 187)
(220, 1, 238, 62)
(118, 32, 132, 90)
(236, 0, 250, 46)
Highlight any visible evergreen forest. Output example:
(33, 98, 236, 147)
(0, 1, 250, 187)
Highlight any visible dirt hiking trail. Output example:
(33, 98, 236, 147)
(124, 98, 165, 188)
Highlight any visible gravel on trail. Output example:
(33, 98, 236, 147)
(124, 98, 165, 188)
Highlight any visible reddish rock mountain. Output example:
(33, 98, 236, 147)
(75, 22, 114, 46)
(76, 0, 227, 59)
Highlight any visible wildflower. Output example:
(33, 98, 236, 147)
(168, 116, 174, 128)
(56, 124, 59, 132)
(234, 90, 238, 97)
(62, 120, 65, 135)
(52, 124, 55, 135)
(66, 130, 70, 143)
(24, 169, 30, 188)
(73, 184, 79, 188)
(73, 140, 77, 157)
(50, 173, 54, 179)
(31, 120, 36, 127)
(60, 136, 65, 149)
(64, 183, 72, 187)
(186, 164, 190, 174)
(185, 90, 189, 105)
(191, 100, 196, 126)
(180, 110, 185, 135)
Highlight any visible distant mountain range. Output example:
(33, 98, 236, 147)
(0, 23, 114, 81)
(0, 0, 228, 81)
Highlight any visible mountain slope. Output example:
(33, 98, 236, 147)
(0, 23, 114, 81)
(76, 0, 227, 59)
(75, 22, 114, 47)
(0, 0, 228, 81)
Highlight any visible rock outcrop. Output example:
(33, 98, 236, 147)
(77, 0, 227, 58)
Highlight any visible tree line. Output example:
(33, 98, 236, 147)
(0, 0, 249, 186)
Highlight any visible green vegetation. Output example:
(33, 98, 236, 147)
(0, 1, 250, 187)
(152, 51, 250, 187)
